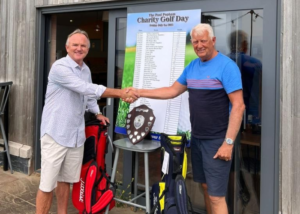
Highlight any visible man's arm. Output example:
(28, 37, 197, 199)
(102, 88, 139, 102)
(50, 64, 106, 98)
(225, 89, 245, 142)
(213, 89, 245, 161)
(86, 97, 110, 125)
(138, 81, 187, 99)
(50, 65, 138, 102)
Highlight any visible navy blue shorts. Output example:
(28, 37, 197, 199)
(191, 136, 232, 196)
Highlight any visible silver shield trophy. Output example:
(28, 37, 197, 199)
(126, 104, 156, 144)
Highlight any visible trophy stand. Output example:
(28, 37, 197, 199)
(105, 105, 160, 214)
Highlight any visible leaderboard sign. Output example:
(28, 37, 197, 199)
(115, 9, 201, 140)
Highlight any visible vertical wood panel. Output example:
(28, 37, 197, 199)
(291, 1, 300, 213)
(281, 0, 300, 213)
(35, 0, 113, 7)
(0, 0, 36, 150)
(35, 0, 43, 6)
(0, 0, 8, 81)
(7, 0, 18, 141)
(281, 0, 292, 210)
(293, 0, 300, 118)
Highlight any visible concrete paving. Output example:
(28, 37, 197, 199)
(0, 167, 145, 214)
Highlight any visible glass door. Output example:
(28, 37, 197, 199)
(202, 10, 263, 214)
(107, 9, 162, 203)
(107, 6, 271, 214)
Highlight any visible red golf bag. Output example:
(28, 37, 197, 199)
(72, 120, 115, 214)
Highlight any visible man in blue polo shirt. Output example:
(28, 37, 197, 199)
(137, 23, 245, 214)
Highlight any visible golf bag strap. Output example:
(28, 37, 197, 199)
(150, 188, 168, 214)
(101, 168, 116, 187)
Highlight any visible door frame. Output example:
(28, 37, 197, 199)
(106, 9, 128, 176)
(35, 1, 280, 213)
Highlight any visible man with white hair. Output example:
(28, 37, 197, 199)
(36, 29, 138, 214)
(137, 23, 245, 214)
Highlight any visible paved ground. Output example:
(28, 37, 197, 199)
(0, 167, 144, 214)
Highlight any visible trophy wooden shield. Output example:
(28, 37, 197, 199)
(126, 105, 156, 144)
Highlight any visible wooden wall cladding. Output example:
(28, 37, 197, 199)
(0, 0, 36, 147)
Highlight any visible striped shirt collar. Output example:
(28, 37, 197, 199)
(66, 54, 87, 70)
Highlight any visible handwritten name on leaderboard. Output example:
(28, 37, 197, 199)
(137, 16, 189, 23)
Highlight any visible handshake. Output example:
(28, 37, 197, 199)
(121, 87, 140, 103)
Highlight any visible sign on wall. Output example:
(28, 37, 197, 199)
(115, 9, 201, 140)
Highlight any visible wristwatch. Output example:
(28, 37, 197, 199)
(225, 138, 234, 145)
(95, 112, 102, 116)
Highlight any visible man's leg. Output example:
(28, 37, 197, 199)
(191, 137, 210, 214)
(36, 189, 53, 214)
(56, 181, 70, 214)
(56, 144, 84, 213)
(209, 195, 228, 214)
(201, 183, 212, 214)
(199, 138, 232, 214)
(37, 134, 66, 214)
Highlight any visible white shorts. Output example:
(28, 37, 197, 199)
(39, 134, 84, 192)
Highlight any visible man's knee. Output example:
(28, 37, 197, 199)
(57, 181, 71, 186)
(38, 188, 53, 195)
(36, 189, 53, 202)
(208, 195, 226, 206)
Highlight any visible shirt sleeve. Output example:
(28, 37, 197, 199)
(177, 66, 188, 86)
(87, 98, 100, 114)
(86, 73, 101, 114)
(222, 61, 243, 94)
(49, 64, 106, 99)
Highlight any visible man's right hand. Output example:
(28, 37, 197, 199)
(121, 87, 139, 103)
(96, 114, 110, 126)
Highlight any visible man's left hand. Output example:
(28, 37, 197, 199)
(213, 142, 234, 161)
(96, 114, 110, 125)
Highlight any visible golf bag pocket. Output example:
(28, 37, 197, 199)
(85, 160, 115, 214)
(175, 175, 189, 214)
(164, 197, 177, 214)
(151, 182, 166, 214)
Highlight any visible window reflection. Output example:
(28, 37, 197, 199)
(200, 10, 263, 214)
(228, 30, 262, 129)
